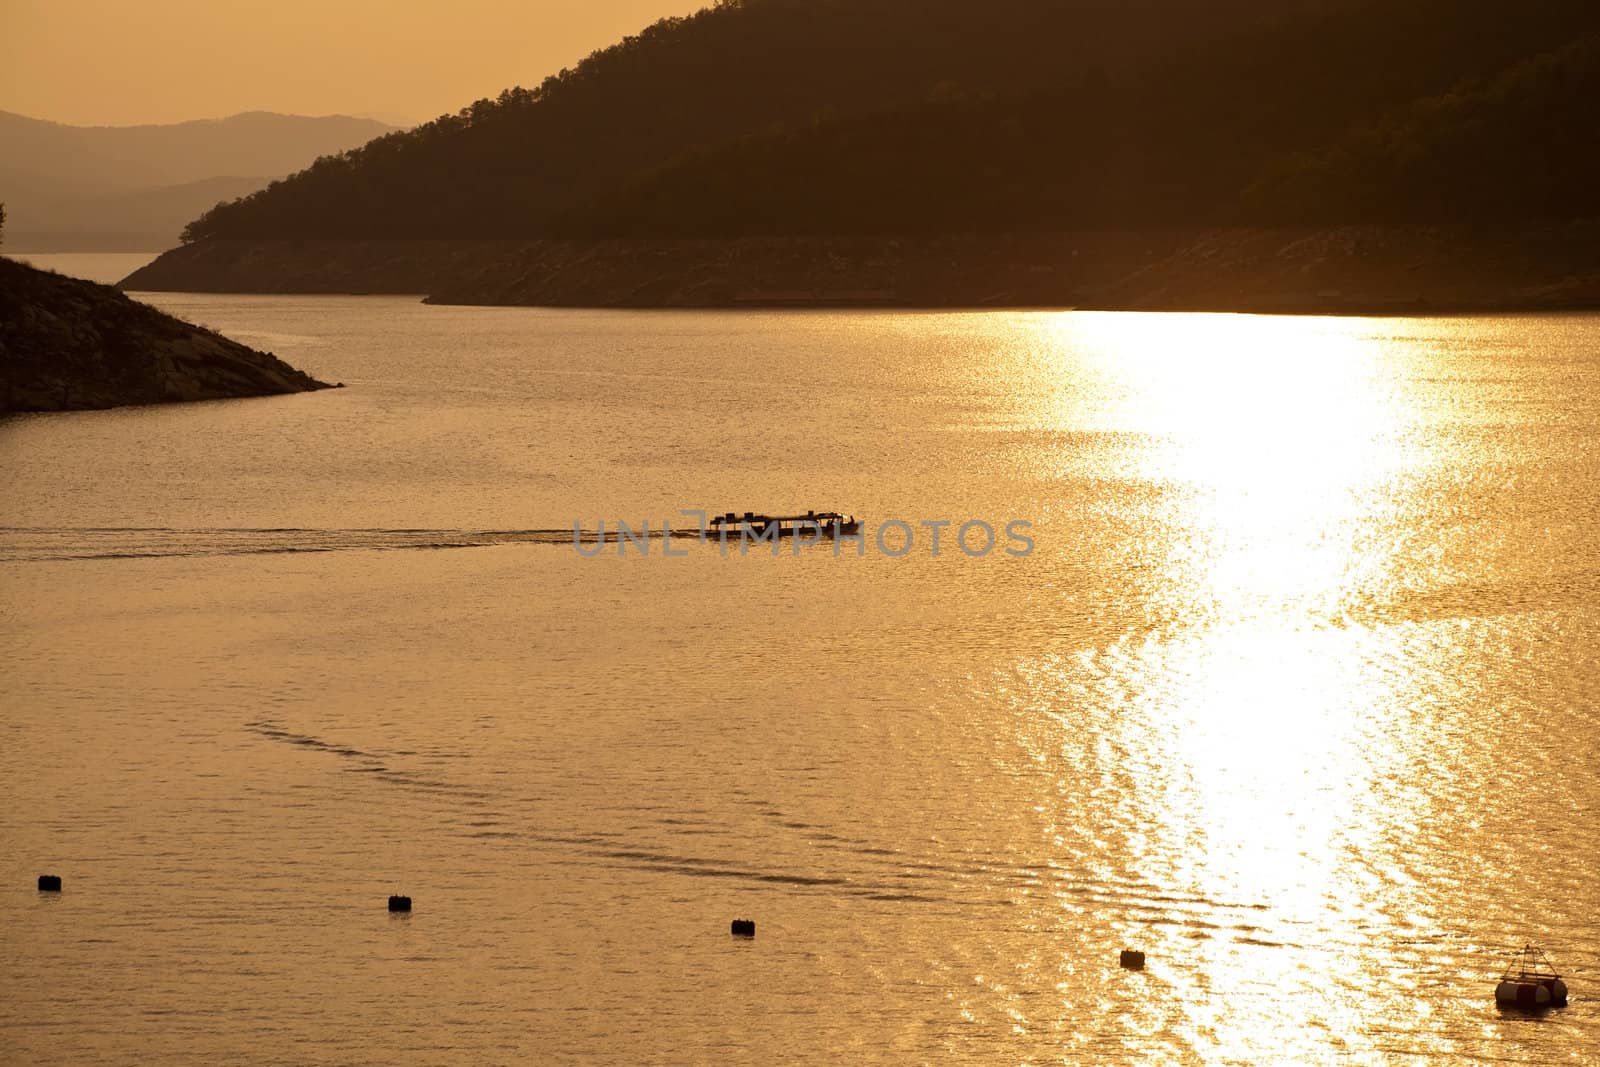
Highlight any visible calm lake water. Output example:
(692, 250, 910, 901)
(3, 257, 1599, 1064)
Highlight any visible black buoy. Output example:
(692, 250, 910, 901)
(38, 875, 62, 892)
(1119, 949, 1145, 970)
(730, 919, 756, 938)
(388, 895, 412, 912)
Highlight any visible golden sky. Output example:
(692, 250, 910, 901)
(0, 0, 707, 127)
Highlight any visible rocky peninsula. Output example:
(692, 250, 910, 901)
(2, 256, 331, 413)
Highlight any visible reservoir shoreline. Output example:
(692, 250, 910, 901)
(119, 221, 1600, 315)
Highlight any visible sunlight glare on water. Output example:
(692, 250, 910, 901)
(2, 298, 1598, 1064)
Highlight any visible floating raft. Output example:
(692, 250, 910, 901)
(707, 511, 860, 538)
(1495, 944, 1568, 1010)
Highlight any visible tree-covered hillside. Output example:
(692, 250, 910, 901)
(1242, 34, 1600, 223)
(180, 0, 1599, 243)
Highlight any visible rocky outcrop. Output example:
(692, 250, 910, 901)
(1, 256, 331, 412)
(119, 223, 1600, 313)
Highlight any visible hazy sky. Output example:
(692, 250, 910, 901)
(1, 0, 708, 127)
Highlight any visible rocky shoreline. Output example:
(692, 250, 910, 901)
(118, 222, 1600, 315)
(2, 256, 332, 413)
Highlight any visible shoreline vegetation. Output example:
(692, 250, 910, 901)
(120, 221, 1600, 314)
(1, 256, 331, 413)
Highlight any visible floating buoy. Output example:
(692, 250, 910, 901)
(388, 895, 412, 912)
(37, 874, 62, 892)
(1119, 950, 1145, 970)
(730, 919, 755, 938)
(1496, 944, 1567, 1010)
(1497, 981, 1551, 1009)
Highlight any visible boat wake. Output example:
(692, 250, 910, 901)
(0, 525, 686, 563)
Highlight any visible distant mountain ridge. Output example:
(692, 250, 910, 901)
(0, 110, 398, 189)
(0, 111, 396, 251)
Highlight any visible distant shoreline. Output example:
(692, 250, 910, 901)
(119, 223, 1600, 315)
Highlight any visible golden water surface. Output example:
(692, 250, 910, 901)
(3, 289, 1597, 1063)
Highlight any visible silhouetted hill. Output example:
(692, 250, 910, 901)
(0, 257, 331, 411)
(561, 11, 1600, 236)
(128, 0, 1600, 310)
(176, 0, 1596, 244)
(172, 0, 1339, 242)
(1242, 34, 1600, 224)
(0, 111, 395, 250)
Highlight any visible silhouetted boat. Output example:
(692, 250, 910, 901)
(1495, 944, 1568, 1010)
(708, 510, 860, 539)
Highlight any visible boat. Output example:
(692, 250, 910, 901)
(1495, 944, 1568, 1010)
(707, 510, 861, 539)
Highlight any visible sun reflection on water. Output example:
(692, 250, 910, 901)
(1004, 312, 1474, 1061)
(1052, 313, 1420, 624)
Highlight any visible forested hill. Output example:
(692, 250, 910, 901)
(178, 0, 1597, 245)
(1241, 34, 1600, 224)
(181, 0, 1280, 240)
(568, 28, 1600, 236)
